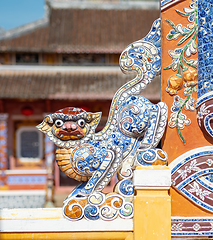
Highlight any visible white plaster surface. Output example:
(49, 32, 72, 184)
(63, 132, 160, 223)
(0, 208, 133, 232)
(133, 169, 171, 189)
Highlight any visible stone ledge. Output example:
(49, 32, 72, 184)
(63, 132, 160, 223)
(0, 208, 133, 233)
(133, 166, 171, 189)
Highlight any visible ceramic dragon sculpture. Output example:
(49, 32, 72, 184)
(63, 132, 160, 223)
(37, 19, 168, 221)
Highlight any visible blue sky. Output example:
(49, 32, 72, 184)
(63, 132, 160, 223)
(0, 0, 45, 31)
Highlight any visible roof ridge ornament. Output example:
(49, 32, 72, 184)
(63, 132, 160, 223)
(37, 18, 168, 221)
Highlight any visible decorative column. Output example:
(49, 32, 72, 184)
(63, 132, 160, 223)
(44, 134, 55, 207)
(196, 0, 213, 139)
(133, 165, 171, 240)
(0, 114, 8, 189)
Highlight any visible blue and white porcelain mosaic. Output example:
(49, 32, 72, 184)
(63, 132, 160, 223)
(37, 19, 168, 221)
(169, 146, 213, 213)
(171, 217, 213, 236)
(197, 0, 213, 99)
(195, 0, 213, 139)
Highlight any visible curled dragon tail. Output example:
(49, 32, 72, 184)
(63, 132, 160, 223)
(97, 19, 161, 137)
(119, 18, 161, 95)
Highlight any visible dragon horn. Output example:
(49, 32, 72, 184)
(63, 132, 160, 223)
(36, 115, 53, 133)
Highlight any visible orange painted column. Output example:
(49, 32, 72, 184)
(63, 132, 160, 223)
(161, 0, 213, 220)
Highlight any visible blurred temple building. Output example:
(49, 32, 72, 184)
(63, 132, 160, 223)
(0, 0, 160, 207)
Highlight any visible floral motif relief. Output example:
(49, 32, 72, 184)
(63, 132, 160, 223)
(193, 223, 201, 231)
(171, 223, 183, 231)
(171, 217, 213, 236)
(188, 181, 211, 201)
(169, 147, 213, 213)
(177, 159, 200, 180)
(165, 0, 198, 143)
(197, 103, 210, 127)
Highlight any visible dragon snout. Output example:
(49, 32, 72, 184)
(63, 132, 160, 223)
(62, 122, 78, 131)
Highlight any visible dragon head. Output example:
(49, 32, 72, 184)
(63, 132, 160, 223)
(37, 107, 101, 148)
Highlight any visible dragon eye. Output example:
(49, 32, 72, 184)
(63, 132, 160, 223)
(55, 119, 64, 128)
(77, 119, 85, 128)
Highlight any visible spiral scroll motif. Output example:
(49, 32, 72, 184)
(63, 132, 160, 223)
(63, 191, 134, 221)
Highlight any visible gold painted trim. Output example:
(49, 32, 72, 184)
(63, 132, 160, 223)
(0, 232, 133, 240)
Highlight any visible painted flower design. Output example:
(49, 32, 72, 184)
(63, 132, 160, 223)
(166, 74, 183, 95)
(188, 181, 211, 201)
(210, 222, 213, 231)
(171, 223, 183, 231)
(169, 112, 190, 129)
(206, 159, 213, 167)
(165, 0, 198, 143)
(169, 94, 197, 143)
(184, 94, 196, 111)
(165, 0, 198, 76)
(182, 67, 198, 87)
(193, 223, 201, 231)
(197, 103, 210, 127)
(177, 159, 200, 180)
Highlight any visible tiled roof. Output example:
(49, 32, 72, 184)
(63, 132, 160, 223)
(48, 8, 159, 53)
(0, 66, 160, 100)
(0, 20, 49, 52)
(0, 5, 159, 53)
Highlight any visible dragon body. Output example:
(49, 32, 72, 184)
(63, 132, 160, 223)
(37, 18, 168, 203)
